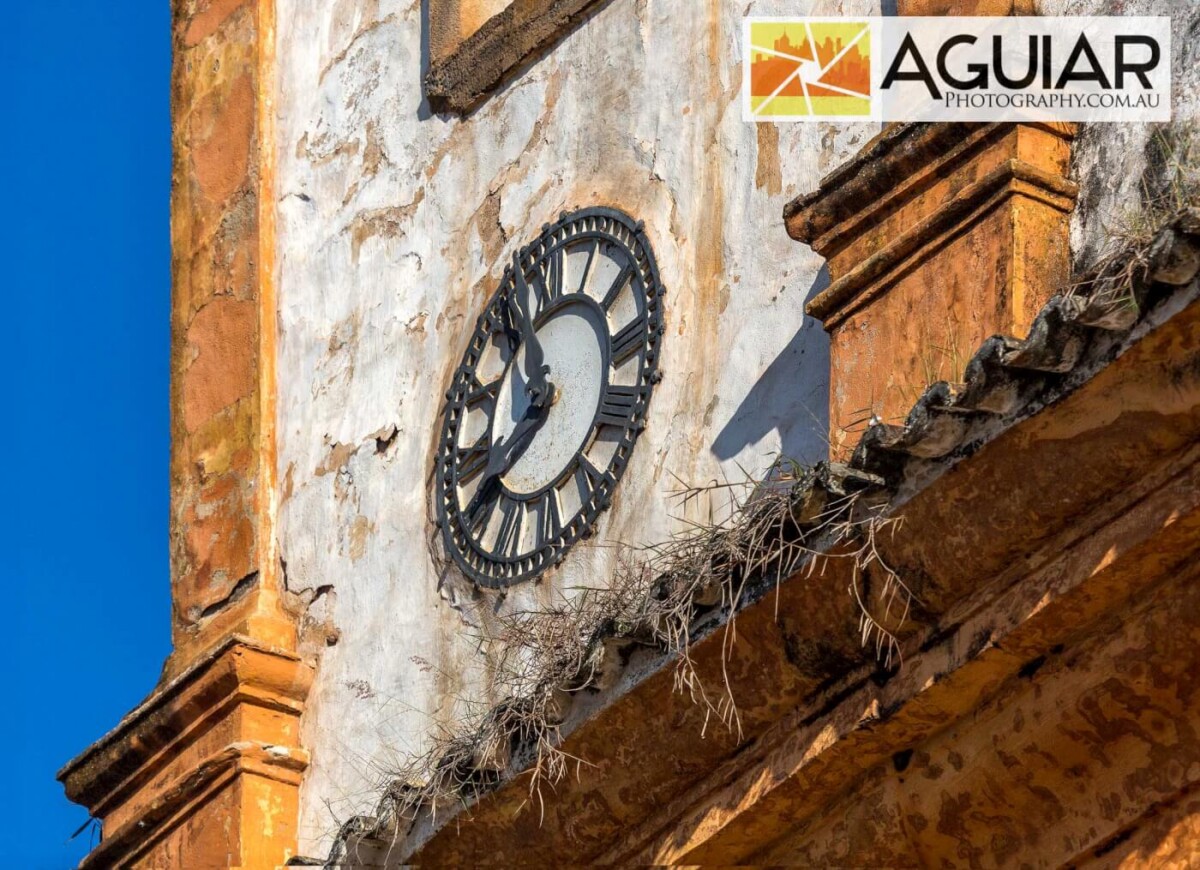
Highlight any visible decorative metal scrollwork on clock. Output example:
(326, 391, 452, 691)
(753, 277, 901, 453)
(434, 207, 665, 588)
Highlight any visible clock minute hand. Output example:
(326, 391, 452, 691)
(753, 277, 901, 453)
(510, 252, 553, 409)
(496, 402, 550, 474)
(463, 255, 557, 525)
(462, 400, 552, 523)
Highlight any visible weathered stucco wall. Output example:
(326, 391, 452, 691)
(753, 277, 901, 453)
(273, 0, 875, 851)
(1043, 0, 1200, 269)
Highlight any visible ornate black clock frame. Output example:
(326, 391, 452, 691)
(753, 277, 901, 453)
(434, 207, 665, 588)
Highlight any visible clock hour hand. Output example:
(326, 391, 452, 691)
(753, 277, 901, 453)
(510, 252, 553, 410)
(462, 400, 552, 524)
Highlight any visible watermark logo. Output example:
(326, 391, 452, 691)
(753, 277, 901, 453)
(743, 16, 1171, 122)
(747, 19, 872, 119)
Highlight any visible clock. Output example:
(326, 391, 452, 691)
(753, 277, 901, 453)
(435, 207, 665, 588)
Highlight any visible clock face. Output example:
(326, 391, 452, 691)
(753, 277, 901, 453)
(435, 208, 665, 588)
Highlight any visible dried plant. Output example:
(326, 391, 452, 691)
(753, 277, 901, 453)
(325, 458, 908, 866)
(1069, 121, 1200, 315)
(321, 122, 1200, 869)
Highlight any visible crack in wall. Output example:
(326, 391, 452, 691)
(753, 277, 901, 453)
(195, 570, 259, 622)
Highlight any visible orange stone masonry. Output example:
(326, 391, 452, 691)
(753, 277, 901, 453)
(58, 0, 309, 866)
(167, 0, 291, 670)
(59, 640, 310, 868)
(786, 122, 1078, 458)
(376, 124, 1200, 867)
(55, 0, 1200, 861)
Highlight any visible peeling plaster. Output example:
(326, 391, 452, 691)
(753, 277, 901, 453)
(265, 0, 1200, 856)
(1037, 0, 1200, 271)
(274, 0, 887, 853)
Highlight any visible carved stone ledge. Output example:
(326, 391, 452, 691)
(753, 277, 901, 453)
(59, 638, 312, 868)
(785, 122, 1077, 459)
(425, 0, 612, 114)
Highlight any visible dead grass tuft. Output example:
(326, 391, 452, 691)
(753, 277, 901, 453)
(327, 124, 1200, 867)
(328, 458, 907, 864)
(1069, 122, 1200, 314)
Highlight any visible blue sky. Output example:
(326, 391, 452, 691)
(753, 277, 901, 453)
(6, 2, 171, 866)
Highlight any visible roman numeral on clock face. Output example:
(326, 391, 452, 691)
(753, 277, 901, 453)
(536, 247, 564, 313)
(574, 454, 606, 502)
(597, 384, 643, 429)
(466, 485, 493, 537)
(465, 375, 500, 408)
(601, 262, 634, 310)
(457, 433, 490, 484)
(610, 319, 644, 367)
(537, 490, 562, 549)
(575, 241, 598, 295)
(494, 497, 523, 560)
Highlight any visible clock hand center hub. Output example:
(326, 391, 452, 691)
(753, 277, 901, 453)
(491, 300, 605, 495)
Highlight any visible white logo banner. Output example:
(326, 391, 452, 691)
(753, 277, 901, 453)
(744, 16, 1172, 122)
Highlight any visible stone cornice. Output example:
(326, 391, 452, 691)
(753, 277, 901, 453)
(784, 123, 1074, 250)
(77, 741, 308, 870)
(425, 0, 613, 114)
(806, 157, 1078, 326)
(341, 222, 1200, 867)
(59, 636, 311, 819)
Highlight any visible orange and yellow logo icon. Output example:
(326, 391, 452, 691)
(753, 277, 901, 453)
(747, 20, 871, 118)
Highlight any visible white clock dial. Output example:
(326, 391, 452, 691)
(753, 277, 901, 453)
(435, 208, 665, 588)
(492, 301, 605, 495)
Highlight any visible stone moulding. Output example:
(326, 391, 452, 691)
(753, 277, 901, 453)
(58, 637, 312, 868)
(786, 123, 1078, 327)
(784, 122, 1078, 458)
(425, 0, 611, 114)
(784, 122, 1069, 240)
(329, 210, 1200, 866)
(804, 156, 1078, 326)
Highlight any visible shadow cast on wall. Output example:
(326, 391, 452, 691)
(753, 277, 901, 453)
(711, 266, 831, 468)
